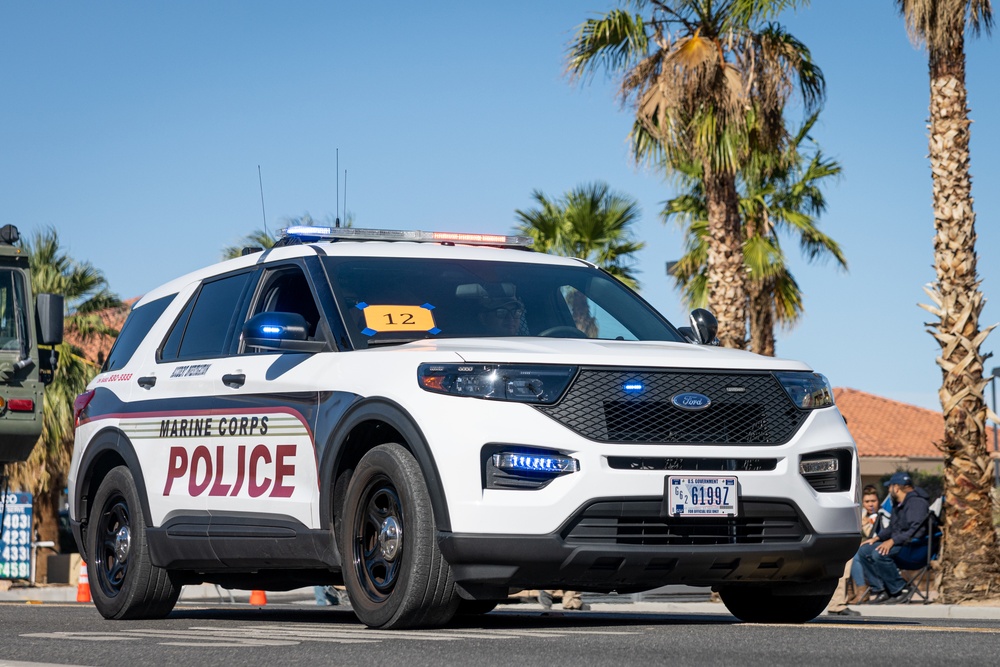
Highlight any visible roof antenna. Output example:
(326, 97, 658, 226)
(335, 149, 341, 228)
(343, 169, 348, 226)
(257, 165, 268, 238)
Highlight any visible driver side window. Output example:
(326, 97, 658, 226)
(247, 266, 322, 341)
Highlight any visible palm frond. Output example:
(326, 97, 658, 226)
(568, 9, 649, 83)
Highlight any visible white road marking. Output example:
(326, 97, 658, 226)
(21, 622, 643, 647)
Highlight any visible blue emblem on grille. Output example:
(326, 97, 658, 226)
(671, 392, 712, 411)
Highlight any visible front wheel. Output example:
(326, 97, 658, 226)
(719, 582, 836, 623)
(339, 443, 458, 628)
(455, 598, 501, 615)
(88, 466, 179, 619)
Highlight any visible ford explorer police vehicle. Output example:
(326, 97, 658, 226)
(69, 226, 860, 628)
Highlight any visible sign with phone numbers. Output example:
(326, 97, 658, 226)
(1, 492, 33, 579)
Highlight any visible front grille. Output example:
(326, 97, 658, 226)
(607, 457, 777, 472)
(563, 499, 807, 546)
(538, 368, 806, 444)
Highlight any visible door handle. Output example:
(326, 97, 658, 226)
(222, 373, 246, 388)
(137, 376, 156, 389)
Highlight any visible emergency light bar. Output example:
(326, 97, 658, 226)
(279, 226, 534, 248)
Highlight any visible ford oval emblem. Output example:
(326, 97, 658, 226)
(672, 392, 712, 411)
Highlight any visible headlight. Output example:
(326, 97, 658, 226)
(418, 363, 576, 404)
(774, 371, 834, 409)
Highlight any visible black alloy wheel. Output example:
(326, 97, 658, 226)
(352, 474, 405, 602)
(339, 443, 458, 629)
(87, 465, 179, 619)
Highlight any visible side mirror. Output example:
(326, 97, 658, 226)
(689, 308, 719, 346)
(677, 326, 699, 344)
(242, 311, 325, 353)
(36, 293, 64, 345)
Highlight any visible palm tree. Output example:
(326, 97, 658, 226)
(567, 0, 823, 349)
(222, 228, 276, 260)
(664, 114, 846, 355)
(223, 213, 354, 260)
(515, 182, 644, 334)
(896, 0, 999, 602)
(8, 228, 122, 551)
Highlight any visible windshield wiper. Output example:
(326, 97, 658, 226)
(364, 336, 428, 348)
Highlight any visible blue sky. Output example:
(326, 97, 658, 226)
(2, 1, 998, 413)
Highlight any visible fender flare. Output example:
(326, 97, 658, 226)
(319, 397, 451, 532)
(74, 427, 154, 531)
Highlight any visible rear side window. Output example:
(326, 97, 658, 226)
(103, 295, 174, 372)
(170, 272, 251, 360)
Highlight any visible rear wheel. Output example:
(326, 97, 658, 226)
(88, 466, 179, 619)
(339, 443, 458, 628)
(719, 582, 835, 623)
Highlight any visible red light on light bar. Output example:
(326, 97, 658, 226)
(431, 232, 508, 244)
(8, 398, 34, 412)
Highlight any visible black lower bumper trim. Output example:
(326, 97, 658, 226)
(437, 531, 858, 592)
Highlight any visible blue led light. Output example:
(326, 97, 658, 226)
(260, 325, 283, 335)
(623, 381, 644, 394)
(493, 451, 579, 474)
(284, 225, 333, 236)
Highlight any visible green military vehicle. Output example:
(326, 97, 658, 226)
(0, 224, 63, 468)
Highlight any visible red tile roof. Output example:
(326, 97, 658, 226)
(834, 387, 944, 459)
(64, 297, 138, 368)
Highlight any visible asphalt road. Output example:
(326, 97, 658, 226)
(1, 601, 999, 667)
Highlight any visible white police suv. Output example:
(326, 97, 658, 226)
(69, 226, 860, 627)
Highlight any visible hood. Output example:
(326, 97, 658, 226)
(376, 337, 813, 372)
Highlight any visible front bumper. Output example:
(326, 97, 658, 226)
(438, 496, 858, 593)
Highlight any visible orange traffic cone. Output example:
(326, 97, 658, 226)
(76, 561, 91, 603)
(249, 589, 267, 606)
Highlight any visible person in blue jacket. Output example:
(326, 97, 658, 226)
(857, 471, 930, 604)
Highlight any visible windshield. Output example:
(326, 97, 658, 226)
(321, 256, 685, 348)
(0, 269, 28, 356)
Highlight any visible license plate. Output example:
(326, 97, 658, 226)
(666, 476, 738, 517)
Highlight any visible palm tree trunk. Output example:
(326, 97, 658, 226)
(924, 34, 1000, 602)
(747, 277, 775, 356)
(703, 168, 746, 349)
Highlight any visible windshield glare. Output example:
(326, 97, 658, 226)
(0, 269, 28, 354)
(322, 257, 684, 348)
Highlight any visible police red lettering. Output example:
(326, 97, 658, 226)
(248, 445, 271, 497)
(208, 445, 232, 496)
(164, 447, 188, 495)
(271, 444, 296, 498)
(189, 446, 212, 496)
(162, 444, 297, 498)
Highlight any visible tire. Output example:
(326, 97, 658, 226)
(87, 466, 179, 619)
(339, 443, 458, 629)
(719, 582, 835, 623)
(455, 598, 501, 616)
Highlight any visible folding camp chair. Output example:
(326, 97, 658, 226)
(892, 496, 943, 604)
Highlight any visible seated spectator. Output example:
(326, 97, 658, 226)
(857, 472, 930, 604)
(850, 486, 881, 596)
(827, 485, 881, 615)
